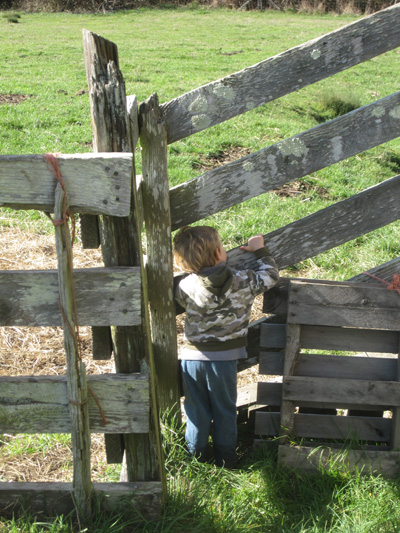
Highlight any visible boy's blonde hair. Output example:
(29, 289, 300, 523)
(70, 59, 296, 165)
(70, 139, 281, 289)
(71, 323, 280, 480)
(173, 225, 222, 273)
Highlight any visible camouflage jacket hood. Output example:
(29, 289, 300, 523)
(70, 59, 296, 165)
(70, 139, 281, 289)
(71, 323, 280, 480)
(175, 247, 279, 352)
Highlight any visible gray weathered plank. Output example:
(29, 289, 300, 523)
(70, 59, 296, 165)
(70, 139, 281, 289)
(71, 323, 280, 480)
(170, 94, 400, 230)
(256, 382, 283, 407)
(280, 323, 301, 443)
(0, 481, 161, 521)
(259, 323, 286, 349)
(256, 381, 391, 412)
(83, 29, 164, 485)
(232, 171, 400, 274)
(0, 267, 141, 327)
(278, 446, 400, 477)
(263, 258, 400, 316)
(288, 280, 400, 330)
(255, 412, 391, 442)
(0, 373, 149, 434)
(139, 93, 180, 414)
(301, 325, 399, 353)
(0, 153, 132, 216)
(54, 184, 92, 513)
(161, 4, 400, 144)
(259, 352, 284, 375)
(294, 353, 395, 381)
(259, 348, 397, 378)
(283, 376, 400, 408)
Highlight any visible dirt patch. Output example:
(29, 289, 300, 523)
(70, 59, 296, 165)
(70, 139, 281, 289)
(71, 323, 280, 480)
(0, 94, 32, 105)
(194, 146, 329, 199)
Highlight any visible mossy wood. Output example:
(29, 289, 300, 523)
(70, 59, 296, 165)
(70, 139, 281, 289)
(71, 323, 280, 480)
(169, 96, 400, 230)
(0, 482, 162, 522)
(82, 29, 166, 489)
(54, 184, 92, 516)
(139, 93, 180, 414)
(160, 4, 400, 144)
(0, 153, 132, 216)
(0, 267, 141, 327)
(0, 373, 149, 434)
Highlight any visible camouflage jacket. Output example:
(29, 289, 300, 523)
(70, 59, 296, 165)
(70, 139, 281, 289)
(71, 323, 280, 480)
(175, 247, 279, 352)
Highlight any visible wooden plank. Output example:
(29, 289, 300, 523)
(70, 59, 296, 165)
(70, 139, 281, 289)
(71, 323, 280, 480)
(288, 280, 400, 330)
(0, 481, 161, 521)
(255, 412, 391, 442)
(263, 258, 400, 316)
(260, 323, 286, 349)
(161, 4, 400, 144)
(283, 376, 400, 408)
(0, 153, 132, 216)
(390, 338, 400, 450)
(259, 343, 398, 377)
(237, 382, 258, 407)
(83, 30, 164, 485)
(255, 411, 281, 436)
(139, 93, 180, 413)
(259, 352, 284, 376)
(170, 95, 400, 230)
(301, 324, 399, 353)
(292, 353, 396, 381)
(280, 323, 301, 443)
(278, 446, 400, 478)
(0, 373, 149, 434)
(256, 381, 389, 412)
(257, 381, 283, 406)
(227, 173, 400, 274)
(54, 184, 92, 515)
(0, 267, 141, 327)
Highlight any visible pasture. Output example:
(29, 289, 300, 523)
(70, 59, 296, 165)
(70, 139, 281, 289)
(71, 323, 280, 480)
(1, 6, 400, 532)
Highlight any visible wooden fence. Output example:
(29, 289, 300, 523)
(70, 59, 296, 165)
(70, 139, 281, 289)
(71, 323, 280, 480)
(157, 3, 400, 473)
(1, 2, 400, 519)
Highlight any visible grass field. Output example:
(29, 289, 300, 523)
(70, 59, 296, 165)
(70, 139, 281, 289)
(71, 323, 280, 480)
(1, 6, 400, 532)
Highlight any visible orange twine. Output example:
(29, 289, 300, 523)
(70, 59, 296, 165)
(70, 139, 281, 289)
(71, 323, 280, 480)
(45, 153, 81, 358)
(362, 271, 400, 296)
(45, 153, 108, 426)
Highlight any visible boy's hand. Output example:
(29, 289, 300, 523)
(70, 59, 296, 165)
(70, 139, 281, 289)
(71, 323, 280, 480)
(240, 234, 265, 253)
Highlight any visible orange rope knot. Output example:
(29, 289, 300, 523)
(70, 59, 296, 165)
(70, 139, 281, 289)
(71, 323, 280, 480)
(45, 153, 76, 242)
(388, 273, 400, 296)
(363, 271, 400, 296)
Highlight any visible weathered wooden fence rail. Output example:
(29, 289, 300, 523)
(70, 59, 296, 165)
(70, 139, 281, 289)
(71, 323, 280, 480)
(161, 4, 400, 143)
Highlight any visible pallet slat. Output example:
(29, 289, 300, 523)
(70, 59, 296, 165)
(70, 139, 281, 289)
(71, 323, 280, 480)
(255, 412, 391, 442)
(288, 281, 400, 330)
(278, 446, 400, 477)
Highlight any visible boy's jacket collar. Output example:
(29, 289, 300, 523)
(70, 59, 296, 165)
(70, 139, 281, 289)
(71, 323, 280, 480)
(198, 263, 233, 297)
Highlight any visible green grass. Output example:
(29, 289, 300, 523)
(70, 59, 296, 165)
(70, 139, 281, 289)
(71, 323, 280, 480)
(2, 7, 400, 532)
(1, 7, 399, 279)
(3, 416, 400, 532)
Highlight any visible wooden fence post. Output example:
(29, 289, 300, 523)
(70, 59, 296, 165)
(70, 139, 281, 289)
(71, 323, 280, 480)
(54, 183, 92, 519)
(82, 30, 165, 486)
(139, 93, 180, 414)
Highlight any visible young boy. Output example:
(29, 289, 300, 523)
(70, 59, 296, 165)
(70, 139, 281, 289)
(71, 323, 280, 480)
(173, 225, 279, 468)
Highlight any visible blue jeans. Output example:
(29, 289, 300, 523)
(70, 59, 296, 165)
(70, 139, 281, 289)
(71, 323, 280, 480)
(181, 359, 238, 467)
